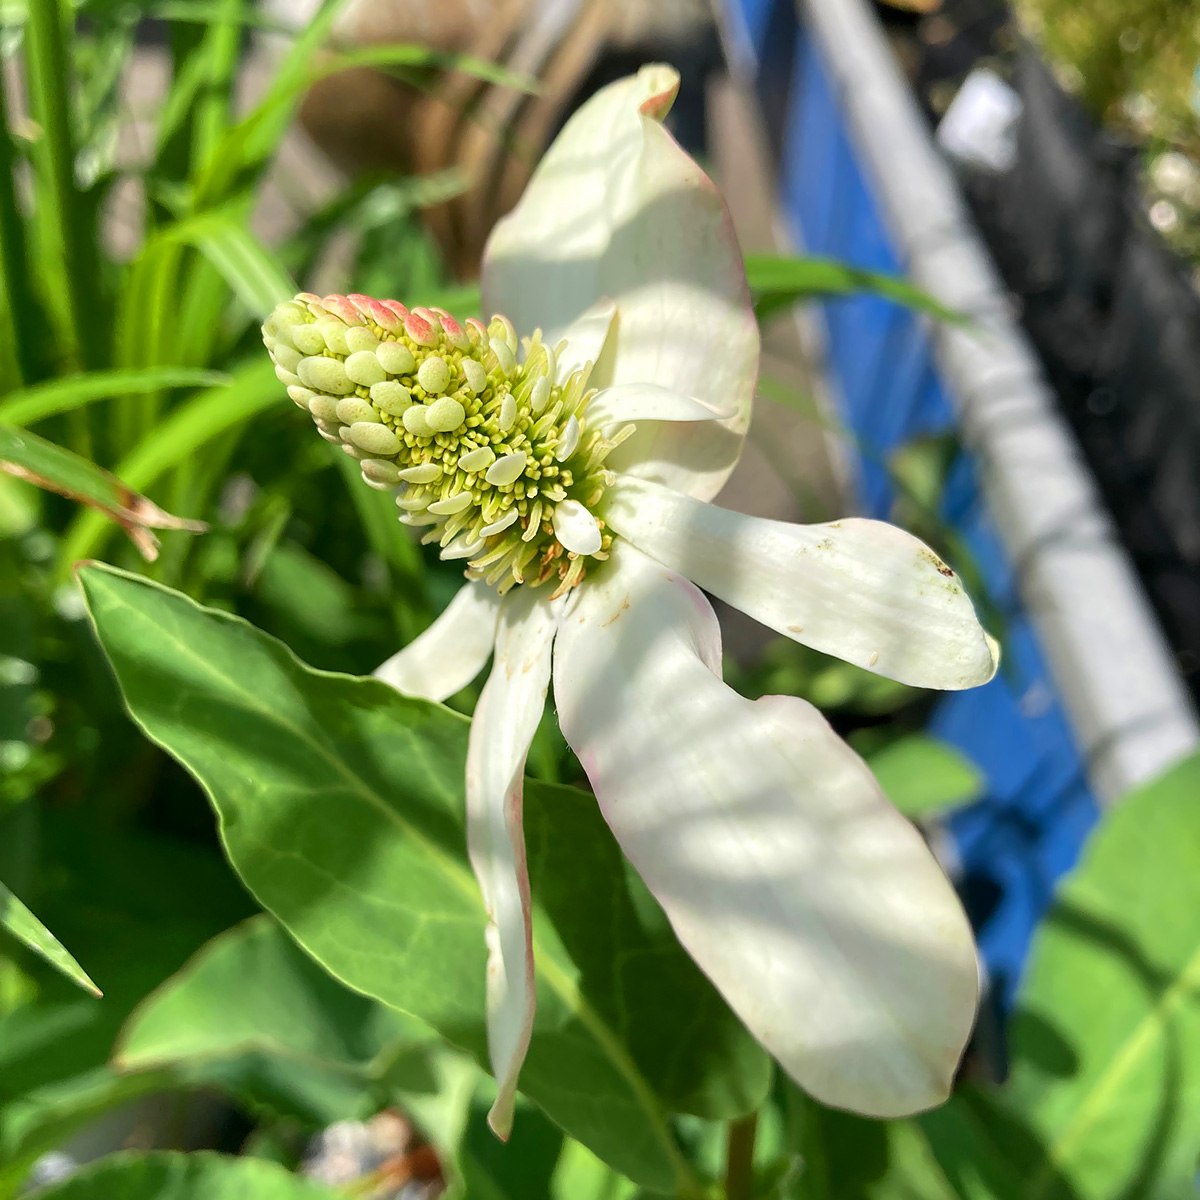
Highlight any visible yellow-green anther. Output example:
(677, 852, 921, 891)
(299, 356, 353, 395)
(370, 381, 411, 414)
(317, 320, 349, 355)
(426, 395, 465, 432)
(346, 350, 386, 387)
(274, 344, 302, 373)
(417, 356, 451, 395)
(362, 458, 403, 485)
(291, 325, 325, 355)
(459, 445, 496, 473)
(403, 405, 432, 436)
(463, 358, 487, 395)
(309, 395, 340, 421)
(349, 422, 402, 456)
(265, 292, 626, 597)
(336, 397, 376, 424)
(345, 326, 379, 353)
(377, 341, 416, 375)
(486, 451, 527, 486)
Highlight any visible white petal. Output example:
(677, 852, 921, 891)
(373, 583, 499, 703)
(555, 299, 616, 386)
(606, 476, 998, 690)
(466, 586, 559, 1138)
(553, 543, 980, 1117)
(482, 65, 758, 501)
(551, 499, 603, 555)
(587, 383, 736, 428)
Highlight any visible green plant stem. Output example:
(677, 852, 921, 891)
(724, 1112, 758, 1200)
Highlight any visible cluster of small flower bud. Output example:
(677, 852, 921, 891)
(263, 293, 632, 595)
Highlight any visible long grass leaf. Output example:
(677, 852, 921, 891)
(0, 425, 207, 560)
(0, 879, 101, 996)
(24, 0, 107, 372)
(745, 254, 965, 325)
(0, 367, 230, 426)
(178, 213, 296, 318)
(57, 359, 279, 567)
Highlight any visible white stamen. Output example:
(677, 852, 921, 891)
(377, 341, 416, 375)
(348, 422, 402, 457)
(555, 414, 581, 461)
(552, 499, 602, 555)
(459, 445, 497, 473)
(345, 350, 387, 387)
(485, 452, 527, 486)
(398, 463, 442, 484)
(479, 509, 519, 538)
(427, 491, 475, 516)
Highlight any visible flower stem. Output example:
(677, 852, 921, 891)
(723, 1112, 758, 1200)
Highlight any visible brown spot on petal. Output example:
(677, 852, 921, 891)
(601, 595, 631, 628)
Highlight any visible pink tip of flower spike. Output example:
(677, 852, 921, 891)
(351, 294, 404, 333)
(320, 294, 366, 325)
(430, 307, 470, 351)
(381, 299, 409, 322)
(405, 310, 440, 347)
(296, 292, 322, 306)
(466, 317, 489, 344)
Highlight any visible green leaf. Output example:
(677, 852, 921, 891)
(56, 359, 279, 567)
(0, 881, 98, 998)
(866, 735, 984, 819)
(118, 914, 419, 1077)
(31, 1151, 338, 1199)
(0, 426, 206, 561)
(745, 255, 964, 325)
(0, 368, 231, 428)
(1000, 750, 1200, 1200)
(173, 213, 296, 319)
(79, 564, 771, 1195)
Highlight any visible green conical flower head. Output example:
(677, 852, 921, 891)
(263, 292, 630, 596)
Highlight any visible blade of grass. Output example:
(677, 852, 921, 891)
(24, 0, 107, 374)
(0, 367, 230, 426)
(57, 358, 279, 569)
(0, 424, 207, 560)
(178, 211, 296, 318)
(0, 879, 101, 996)
(0, 69, 33, 390)
(745, 254, 966, 325)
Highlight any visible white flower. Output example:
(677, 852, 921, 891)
(264, 65, 998, 1139)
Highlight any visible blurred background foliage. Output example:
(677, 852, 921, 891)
(0, 1, 1196, 1198)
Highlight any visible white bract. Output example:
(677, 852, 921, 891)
(263, 65, 998, 1138)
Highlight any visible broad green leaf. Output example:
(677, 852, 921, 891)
(866, 735, 984, 819)
(0, 367, 230, 427)
(1001, 750, 1200, 1199)
(745, 255, 963, 325)
(0, 426, 206, 561)
(79, 564, 770, 1195)
(117, 915, 420, 1077)
(32, 1151, 338, 1199)
(0, 881, 98, 997)
(57, 359, 279, 566)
